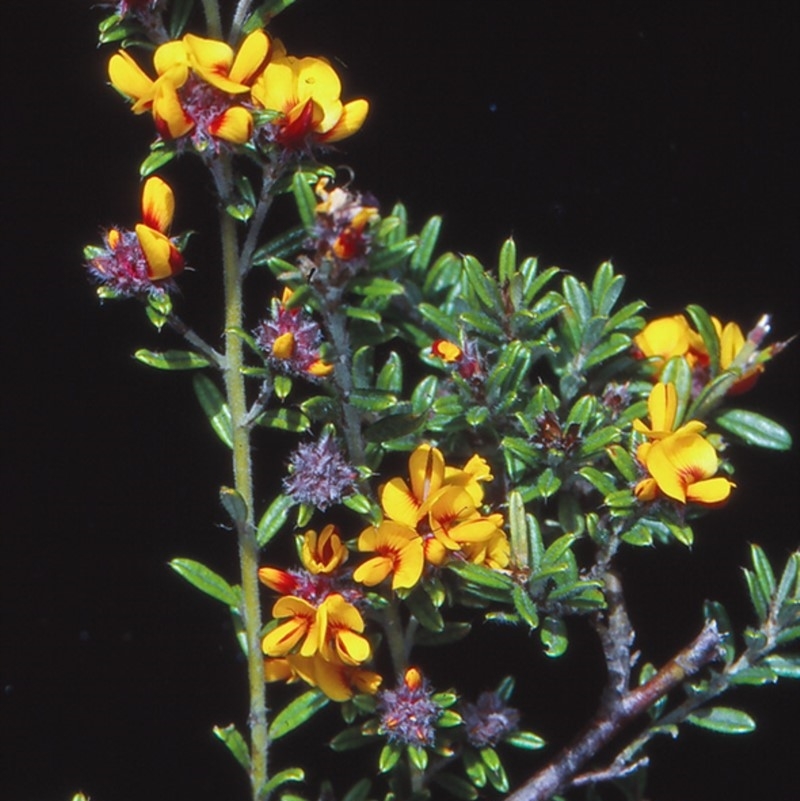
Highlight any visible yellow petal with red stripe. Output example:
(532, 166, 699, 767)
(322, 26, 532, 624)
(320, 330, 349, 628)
(140, 176, 174, 233)
(108, 51, 154, 112)
(135, 224, 183, 280)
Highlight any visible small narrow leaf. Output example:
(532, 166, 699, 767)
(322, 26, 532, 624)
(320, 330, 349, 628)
(687, 706, 756, 734)
(220, 486, 248, 528)
(256, 494, 295, 548)
(169, 558, 239, 607)
(134, 349, 210, 371)
(714, 409, 792, 450)
(269, 689, 329, 740)
(410, 215, 442, 274)
(262, 768, 306, 798)
(193, 374, 234, 448)
(212, 724, 251, 771)
(292, 171, 317, 229)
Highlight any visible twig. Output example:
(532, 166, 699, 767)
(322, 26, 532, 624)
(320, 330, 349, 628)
(506, 619, 723, 801)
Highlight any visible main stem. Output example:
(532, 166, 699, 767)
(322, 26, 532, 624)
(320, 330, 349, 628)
(219, 163, 268, 799)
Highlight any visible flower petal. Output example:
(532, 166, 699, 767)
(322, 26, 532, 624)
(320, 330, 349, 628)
(108, 51, 154, 111)
(152, 77, 194, 138)
(686, 477, 735, 505)
(209, 106, 254, 143)
(135, 224, 183, 280)
(154, 40, 190, 85)
(320, 98, 369, 142)
(140, 175, 174, 233)
(229, 30, 271, 86)
(409, 444, 444, 504)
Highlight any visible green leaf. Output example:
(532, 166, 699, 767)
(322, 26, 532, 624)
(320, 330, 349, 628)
(562, 275, 592, 325)
(775, 552, 800, 610)
(212, 724, 251, 771)
(660, 356, 692, 424)
(541, 616, 568, 657)
(729, 666, 778, 686)
(269, 689, 329, 740)
(251, 226, 307, 265)
(256, 494, 295, 548)
(134, 348, 211, 371)
(139, 145, 176, 177)
(378, 743, 402, 773)
(243, 0, 298, 32)
(410, 215, 442, 274)
(262, 768, 306, 798)
(408, 744, 428, 771)
(686, 706, 756, 734)
(414, 621, 472, 646)
(605, 443, 638, 483)
(763, 654, 800, 679)
(405, 586, 445, 632)
(714, 409, 792, 450)
(504, 730, 546, 750)
(219, 486, 248, 528)
(363, 413, 423, 443)
(743, 567, 770, 621)
(447, 561, 514, 590)
(686, 304, 721, 374)
(508, 490, 529, 570)
(329, 726, 380, 752)
(512, 585, 539, 629)
(192, 374, 234, 448)
(498, 236, 517, 286)
(255, 408, 311, 433)
(169, 558, 239, 607)
(291, 171, 317, 229)
(750, 543, 777, 602)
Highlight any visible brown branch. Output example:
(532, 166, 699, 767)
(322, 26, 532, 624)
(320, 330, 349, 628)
(506, 619, 723, 801)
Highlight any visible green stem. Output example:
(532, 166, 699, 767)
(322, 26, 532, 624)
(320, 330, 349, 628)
(217, 158, 268, 800)
(201, 0, 223, 39)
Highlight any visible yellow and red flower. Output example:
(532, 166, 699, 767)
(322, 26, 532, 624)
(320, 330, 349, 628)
(255, 288, 335, 379)
(353, 444, 509, 589)
(633, 383, 735, 505)
(86, 176, 184, 298)
(108, 30, 270, 146)
(251, 40, 368, 148)
(264, 653, 381, 702)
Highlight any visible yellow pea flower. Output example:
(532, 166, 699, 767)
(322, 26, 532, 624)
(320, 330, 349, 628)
(251, 40, 369, 147)
(135, 176, 184, 280)
(300, 524, 349, 574)
(353, 521, 425, 590)
(639, 429, 735, 505)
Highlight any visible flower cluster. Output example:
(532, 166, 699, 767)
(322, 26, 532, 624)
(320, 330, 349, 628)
(254, 288, 334, 378)
(109, 31, 368, 154)
(634, 313, 771, 396)
(377, 668, 442, 747)
(109, 30, 270, 149)
(85, 176, 183, 298)
(283, 433, 358, 511)
(633, 382, 735, 505)
(353, 444, 508, 591)
(259, 526, 381, 701)
(461, 690, 521, 748)
(312, 178, 379, 264)
(252, 40, 369, 150)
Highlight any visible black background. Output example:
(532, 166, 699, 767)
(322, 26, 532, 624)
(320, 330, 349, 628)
(3, 2, 799, 800)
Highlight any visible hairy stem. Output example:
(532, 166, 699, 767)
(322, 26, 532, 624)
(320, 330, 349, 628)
(506, 620, 723, 801)
(217, 157, 268, 800)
